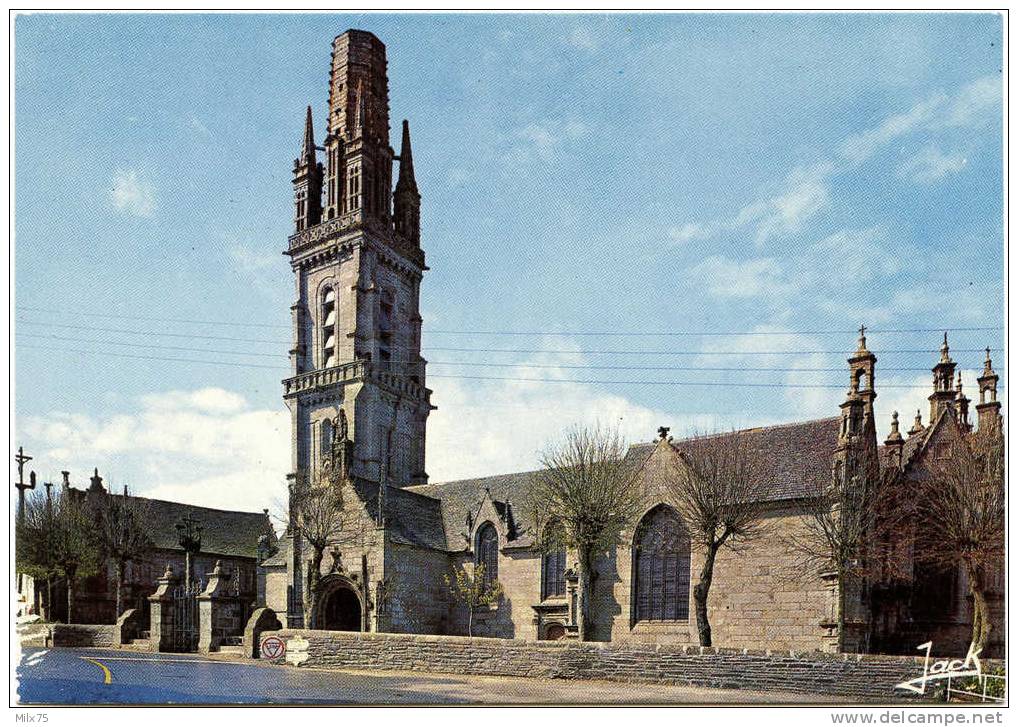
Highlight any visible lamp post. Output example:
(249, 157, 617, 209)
(175, 515, 203, 587)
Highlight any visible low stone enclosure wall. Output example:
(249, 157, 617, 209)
(49, 624, 115, 648)
(260, 629, 1003, 702)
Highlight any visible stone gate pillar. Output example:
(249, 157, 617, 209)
(198, 561, 231, 654)
(148, 565, 179, 652)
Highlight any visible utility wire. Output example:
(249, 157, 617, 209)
(16, 306, 1003, 338)
(15, 332, 945, 373)
(14, 320, 999, 357)
(15, 343, 978, 390)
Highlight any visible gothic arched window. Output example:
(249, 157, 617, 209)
(320, 418, 334, 463)
(542, 548, 567, 600)
(633, 505, 690, 623)
(321, 287, 337, 368)
(475, 522, 498, 586)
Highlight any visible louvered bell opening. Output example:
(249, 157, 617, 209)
(324, 308, 336, 327)
(324, 333, 336, 350)
(323, 289, 336, 305)
(325, 353, 337, 368)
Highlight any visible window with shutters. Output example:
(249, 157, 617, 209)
(321, 287, 337, 368)
(475, 522, 498, 586)
(633, 505, 691, 622)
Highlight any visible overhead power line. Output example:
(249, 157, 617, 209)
(15, 332, 946, 373)
(16, 306, 1003, 338)
(16, 343, 983, 390)
(14, 320, 999, 357)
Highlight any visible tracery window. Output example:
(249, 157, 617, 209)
(475, 522, 498, 586)
(541, 521, 567, 599)
(633, 505, 691, 622)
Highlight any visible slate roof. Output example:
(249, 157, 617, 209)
(70, 487, 276, 560)
(402, 441, 660, 552)
(384, 486, 447, 550)
(668, 417, 841, 502)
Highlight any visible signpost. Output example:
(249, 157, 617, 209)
(260, 635, 285, 660)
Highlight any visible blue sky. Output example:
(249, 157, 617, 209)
(14, 12, 1004, 514)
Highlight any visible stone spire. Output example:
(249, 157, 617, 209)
(393, 119, 421, 246)
(928, 332, 957, 423)
(88, 467, 105, 493)
(300, 105, 316, 165)
(839, 325, 876, 444)
(956, 372, 972, 432)
(908, 409, 925, 437)
(884, 411, 905, 469)
(292, 106, 323, 232)
(321, 31, 392, 222)
(976, 346, 1002, 433)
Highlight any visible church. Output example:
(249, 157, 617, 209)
(262, 30, 1004, 657)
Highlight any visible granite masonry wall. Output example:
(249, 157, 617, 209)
(50, 624, 115, 648)
(259, 629, 995, 701)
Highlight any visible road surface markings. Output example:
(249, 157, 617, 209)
(24, 651, 47, 666)
(79, 656, 112, 685)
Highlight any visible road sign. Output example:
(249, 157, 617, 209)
(260, 635, 285, 660)
(286, 635, 310, 666)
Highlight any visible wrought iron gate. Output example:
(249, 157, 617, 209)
(170, 581, 201, 652)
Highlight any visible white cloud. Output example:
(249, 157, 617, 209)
(838, 94, 946, 165)
(568, 26, 599, 52)
(425, 339, 717, 482)
(735, 164, 833, 245)
(675, 74, 999, 244)
(692, 255, 792, 300)
(109, 168, 157, 217)
(20, 388, 288, 513)
(941, 75, 1001, 128)
(504, 120, 590, 166)
(668, 222, 711, 245)
(897, 145, 967, 183)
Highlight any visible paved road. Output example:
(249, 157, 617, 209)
(15, 647, 838, 705)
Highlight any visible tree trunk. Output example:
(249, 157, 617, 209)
(305, 548, 324, 627)
(836, 565, 847, 652)
(467, 607, 473, 637)
(45, 578, 53, 622)
(693, 544, 719, 647)
(65, 568, 77, 624)
(115, 560, 125, 621)
(577, 548, 595, 641)
(967, 565, 991, 653)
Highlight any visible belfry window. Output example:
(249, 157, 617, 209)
(321, 288, 337, 368)
(475, 523, 498, 586)
(633, 505, 690, 623)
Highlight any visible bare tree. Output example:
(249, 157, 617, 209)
(914, 431, 1004, 653)
(93, 489, 154, 620)
(286, 467, 371, 627)
(525, 423, 644, 641)
(42, 491, 100, 623)
(786, 470, 874, 649)
(444, 563, 504, 637)
(667, 430, 768, 647)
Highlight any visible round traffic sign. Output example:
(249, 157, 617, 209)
(261, 635, 285, 659)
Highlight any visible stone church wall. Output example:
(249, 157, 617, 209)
(385, 542, 453, 634)
(609, 501, 830, 651)
(259, 628, 976, 702)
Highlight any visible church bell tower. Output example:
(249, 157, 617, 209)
(283, 29, 433, 495)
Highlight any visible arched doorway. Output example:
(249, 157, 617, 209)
(314, 575, 363, 631)
(322, 588, 361, 631)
